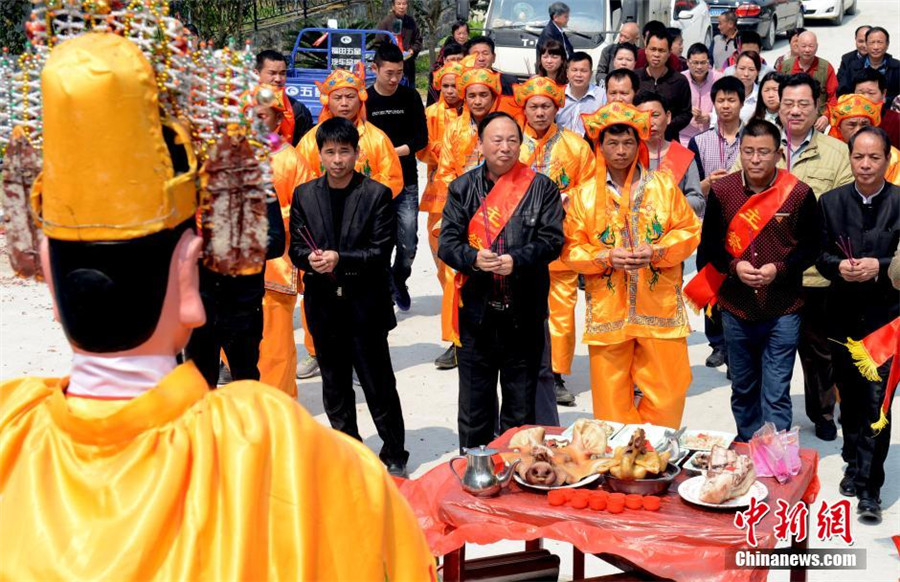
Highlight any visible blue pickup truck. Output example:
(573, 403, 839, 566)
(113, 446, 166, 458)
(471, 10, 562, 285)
(285, 27, 400, 119)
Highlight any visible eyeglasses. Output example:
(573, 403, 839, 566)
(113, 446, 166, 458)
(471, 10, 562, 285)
(741, 148, 776, 159)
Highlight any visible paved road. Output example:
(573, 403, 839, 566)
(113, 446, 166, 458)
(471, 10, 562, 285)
(1, 4, 898, 579)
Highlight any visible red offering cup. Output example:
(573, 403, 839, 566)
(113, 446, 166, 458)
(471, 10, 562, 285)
(548, 490, 567, 506)
(625, 494, 643, 510)
(607, 501, 625, 514)
(589, 496, 607, 511)
(608, 492, 625, 504)
(570, 495, 589, 509)
(561, 489, 576, 501)
(589, 490, 608, 500)
(642, 495, 661, 511)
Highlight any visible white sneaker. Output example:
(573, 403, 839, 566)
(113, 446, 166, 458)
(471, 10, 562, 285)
(296, 355, 320, 379)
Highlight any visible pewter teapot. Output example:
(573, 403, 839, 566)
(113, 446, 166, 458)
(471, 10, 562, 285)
(449, 445, 520, 497)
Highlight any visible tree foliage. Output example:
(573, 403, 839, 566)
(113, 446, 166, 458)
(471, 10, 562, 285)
(1, 0, 29, 53)
(172, 0, 247, 46)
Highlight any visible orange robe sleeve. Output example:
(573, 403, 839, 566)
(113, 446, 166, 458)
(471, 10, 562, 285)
(417, 103, 443, 168)
(647, 173, 702, 269)
(561, 178, 611, 275)
(265, 145, 303, 294)
(362, 122, 404, 198)
(294, 124, 322, 185)
(0, 364, 437, 582)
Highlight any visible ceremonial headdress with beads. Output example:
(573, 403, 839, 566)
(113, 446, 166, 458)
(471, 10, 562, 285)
(432, 62, 464, 90)
(513, 76, 566, 108)
(581, 102, 651, 143)
(0, 0, 274, 280)
(828, 94, 882, 140)
(456, 67, 502, 97)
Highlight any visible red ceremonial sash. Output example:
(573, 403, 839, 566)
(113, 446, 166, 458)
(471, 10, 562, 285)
(842, 317, 900, 434)
(684, 170, 799, 311)
(449, 162, 536, 345)
(278, 89, 296, 144)
(658, 141, 695, 185)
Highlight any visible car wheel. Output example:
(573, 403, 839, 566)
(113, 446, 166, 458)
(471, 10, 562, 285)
(763, 16, 777, 50)
(831, 0, 844, 25)
(847, 0, 857, 15)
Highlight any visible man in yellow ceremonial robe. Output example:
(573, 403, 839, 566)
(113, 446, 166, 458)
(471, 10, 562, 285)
(252, 87, 304, 396)
(827, 93, 900, 185)
(430, 63, 502, 358)
(418, 61, 464, 369)
(563, 102, 702, 428)
(293, 66, 403, 380)
(0, 28, 434, 582)
(514, 76, 596, 406)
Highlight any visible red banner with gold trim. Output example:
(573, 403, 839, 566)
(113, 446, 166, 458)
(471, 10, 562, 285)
(684, 170, 799, 311)
(658, 141, 695, 185)
(449, 162, 536, 345)
(841, 317, 899, 434)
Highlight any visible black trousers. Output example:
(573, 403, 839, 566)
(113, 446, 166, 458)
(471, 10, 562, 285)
(314, 325, 408, 466)
(798, 288, 837, 425)
(833, 347, 893, 497)
(457, 308, 544, 448)
(705, 304, 725, 351)
(536, 319, 560, 426)
(186, 296, 262, 387)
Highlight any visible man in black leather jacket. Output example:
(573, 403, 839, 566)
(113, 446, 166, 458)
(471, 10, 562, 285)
(439, 112, 565, 449)
(288, 118, 409, 477)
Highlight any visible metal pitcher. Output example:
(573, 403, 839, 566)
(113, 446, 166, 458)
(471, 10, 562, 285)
(449, 445, 520, 497)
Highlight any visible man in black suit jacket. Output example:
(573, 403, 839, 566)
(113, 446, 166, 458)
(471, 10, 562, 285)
(439, 112, 565, 449)
(537, 2, 574, 62)
(838, 27, 900, 102)
(288, 117, 409, 477)
(837, 25, 871, 93)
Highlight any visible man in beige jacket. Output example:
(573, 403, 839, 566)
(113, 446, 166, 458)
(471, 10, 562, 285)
(733, 73, 853, 441)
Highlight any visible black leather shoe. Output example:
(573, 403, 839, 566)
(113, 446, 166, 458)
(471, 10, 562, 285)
(857, 493, 882, 524)
(705, 347, 727, 368)
(386, 462, 409, 479)
(554, 374, 576, 406)
(434, 345, 458, 370)
(839, 475, 856, 497)
(815, 420, 837, 441)
(393, 285, 411, 311)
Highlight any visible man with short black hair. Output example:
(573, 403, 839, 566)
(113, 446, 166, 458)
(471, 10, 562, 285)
(852, 67, 900, 146)
(817, 126, 899, 523)
(439, 112, 565, 448)
(837, 25, 872, 91)
(711, 10, 739, 70)
(537, 1, 574, 61)
(635, 20, 683, 71)
(637, 30, 692, 140)
(377, 0, 423, 86)
(465, 35, 521, 118)
(366, 43, 428, 310)
(839, 27, 900, 103)
(680, 42, 721, 146)
(692, 118, 820, 441)
(289, 117, 409, 477)
(605, 68, 640, 104)
(254, 49, 313, 146)
(557, 52, 606, 135)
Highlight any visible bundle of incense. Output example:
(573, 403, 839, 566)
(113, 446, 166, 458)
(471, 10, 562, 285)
(836, 234, 857, 266)
(297, 225, 337, 281)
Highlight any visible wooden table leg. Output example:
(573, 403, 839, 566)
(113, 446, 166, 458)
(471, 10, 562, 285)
(525, 538, 543, 551)
(573, 546, 586, 580)
(443, 546, 465, 582)
(789, 512, 809, 582)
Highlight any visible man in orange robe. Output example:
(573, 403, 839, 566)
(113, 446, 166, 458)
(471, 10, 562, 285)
(0, 26, 434, 582)
(293, 66, 403, 379)
(563, 103, 701, 428)
(827, 93, 900, 185)
(253, 87, 304, 396)
(514, 76, 596, 406)
(419, 61, 464, 369)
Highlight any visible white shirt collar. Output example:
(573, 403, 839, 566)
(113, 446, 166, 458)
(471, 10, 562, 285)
(68, 354, 177, 399)
(854, 180, 887, 205)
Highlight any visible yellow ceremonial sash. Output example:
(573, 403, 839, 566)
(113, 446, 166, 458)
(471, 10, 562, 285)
(277, 89, 295, 144)
(658, 141, 695, 185)
(684, 170, 798, 310)
(449, 162, 536, 345)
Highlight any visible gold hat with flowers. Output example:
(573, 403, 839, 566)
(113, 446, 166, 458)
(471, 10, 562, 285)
(432, 61, 464, 90)
(316, 63, 368, 106)
(457, 67, 502, 97)
(513, 76, 566, 108)
(581, 101, 652, 142)
(828, 93, 882, 140)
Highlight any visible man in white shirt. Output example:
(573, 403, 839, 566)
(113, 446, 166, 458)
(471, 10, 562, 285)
(556, 52, 606, 135)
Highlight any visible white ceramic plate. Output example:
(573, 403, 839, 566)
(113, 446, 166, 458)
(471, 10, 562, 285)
(680, 430, 737, 452)
(558, 419, 625, 445)
(682, 450, 710, 474)
(608, 423, 672, 451)
(513, 471, 602, 493)
(678, 475, 769, 509)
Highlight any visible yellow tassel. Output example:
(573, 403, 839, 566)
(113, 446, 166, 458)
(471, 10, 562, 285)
(870, 409, 889, 435)
(706, 303, 714, 318)
(845, 337, 883, 382)
(682, 294, 703, 314)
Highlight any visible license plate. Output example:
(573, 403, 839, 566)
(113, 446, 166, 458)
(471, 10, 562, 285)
(709, 7, 728, 15)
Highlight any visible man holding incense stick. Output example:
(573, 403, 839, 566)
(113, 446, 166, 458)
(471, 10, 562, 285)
(289, 117, 409, 478)
(438, 112, 564, 449)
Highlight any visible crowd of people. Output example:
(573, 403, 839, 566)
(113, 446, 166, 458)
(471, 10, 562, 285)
(1, 2, 899, 577)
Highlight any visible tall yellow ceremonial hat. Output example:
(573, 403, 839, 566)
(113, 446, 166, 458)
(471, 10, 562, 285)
(828, 94, 882, 140)
(457, 67, 502, 96)
(33, 33, 197, 242)
(433, 62, 464, 90)
(581, 101, 651, 142)
(513, 76, 566, 108)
